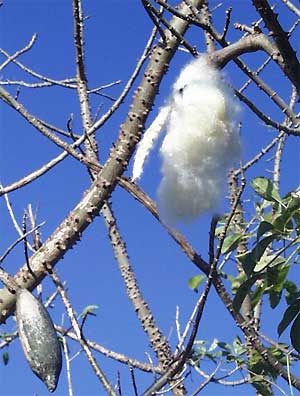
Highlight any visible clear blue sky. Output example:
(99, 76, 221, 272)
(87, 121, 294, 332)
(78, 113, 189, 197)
(0, 1, 299, 395)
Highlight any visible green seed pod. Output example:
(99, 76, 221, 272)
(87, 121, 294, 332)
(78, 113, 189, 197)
(16, 288, 62, 392)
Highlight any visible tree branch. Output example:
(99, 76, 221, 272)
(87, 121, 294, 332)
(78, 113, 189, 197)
(252, 0, 300, 91)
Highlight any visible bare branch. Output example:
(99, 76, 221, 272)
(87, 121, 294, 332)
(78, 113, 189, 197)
(0, 46, 76, 88)
(62, 337, 74, 396)
(51, 270, 117, 396)
(252, 0, 300, 90)
(102, 203, 174, 369)
(280, 0, 300, 16)
(0, 34, 37, 71)
(55, 325, 162, 373)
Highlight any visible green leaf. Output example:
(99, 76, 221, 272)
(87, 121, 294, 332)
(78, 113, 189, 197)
(2, 351, 9, 366)
(248, 349, 278, 380)
(257, 221, 274, 239)
(284, 281, 299, 305)
(291, 313, 300, 353)
(232, 337, 247, 356)
(188, 275, 205, 292)
(238, 235, 275, 276)
(269, 291, 282, 309)
(284, 195, 300, 212)
(293, 211, 300, 234)
(221, 233, 244, 254)
(229, 273, 247, 294)
(215, 226, 225, 237)
(217, 342, 232, 353)
(273, 214, 293, 234)
(233, 275, 260, 313)
(263, 211, 273, 223)
(251, 177, 282, 204)
(269, 264, 289, 293)
(254, 254, 286, 273)
(251, 283, 267, 308)
(272, 195, 300, 233)
(208, 338, 218, 352)
(251, 378, 273, 396)
(278, 299, 300, 336)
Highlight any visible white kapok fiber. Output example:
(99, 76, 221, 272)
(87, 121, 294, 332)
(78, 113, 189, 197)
(158, 55, 241, 222)
(132, 105, 170, 182)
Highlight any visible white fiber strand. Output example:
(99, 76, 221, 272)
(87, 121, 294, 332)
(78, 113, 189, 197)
(132, 105, 170, 181)
(158, 55, 241, 222)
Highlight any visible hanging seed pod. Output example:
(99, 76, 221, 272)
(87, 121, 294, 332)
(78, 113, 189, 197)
(15, 288, 62, 392)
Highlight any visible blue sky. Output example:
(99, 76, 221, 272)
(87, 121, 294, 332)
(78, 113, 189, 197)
(0, 1, 300, 395)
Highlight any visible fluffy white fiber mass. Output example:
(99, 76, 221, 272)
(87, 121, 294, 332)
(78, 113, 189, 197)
(132, 105, 170, 182)
(158, 55, 241, 222)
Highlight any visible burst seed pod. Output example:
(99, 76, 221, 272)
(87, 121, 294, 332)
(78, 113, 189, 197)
(16, 288, 62, 392)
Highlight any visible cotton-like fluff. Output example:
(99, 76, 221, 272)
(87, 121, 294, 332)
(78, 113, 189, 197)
(132, 105, 170, 181)
(158, 55, 241, 222)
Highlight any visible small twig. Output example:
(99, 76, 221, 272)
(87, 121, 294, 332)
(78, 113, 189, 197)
(26, 204, 42, 250)
(221, 7, 232, 40)
(239, 55, 272, 93)
(175, 216, 219, 356)
(50, 270, 117, 396)
(0, 224, 44, 266)
(209, 215, 219, 265)
(155, 369, 187, 394)
(234, 88, 300, 136)
(89, 90, 116, 102)
(144, 211, 230, 395)
(0, 79, 76, 89)
(235, 131, 285, 176)
(274, 86, 298, 190)
(247, 367, 289, 396)
(258, 331, 300, 360)
(14, 86, 20, 101)
(0, 86, 100, 170)
(0, 47, 77, 88)
(142, 0, 166, 43)
(38, 118, 77, 138)
(0, 34, 37, 71)
(67, 113, 74, 135)
(116, 371, 122, 396)
(175, 306, 181, 347)
(62, 336, 74, 396)
(87, 80, 122, 93)
(191, 361, 222, 396)
(0, 152, 71, 196)
(252, 0, 300, 91)
(280, 0, 300, 18)
(234, 22, 256, 34)
(55, 324, 162, 373)
(129, 366, 139, 396)
(22, 213, 37, 280)
(0, 331, 18, 349)
(88, 18, 157, 135)
(190, 359, 246, 385)
(145, 0, 198, 56)
(2, 189, 36, 252)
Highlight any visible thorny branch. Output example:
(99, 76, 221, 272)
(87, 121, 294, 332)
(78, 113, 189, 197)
(252, 0, 300, 91)
(1, 0, 300, 394)
(72, 1, 184, 393)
